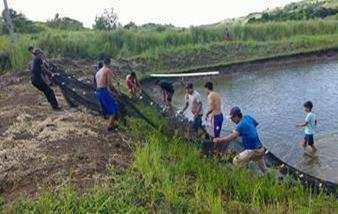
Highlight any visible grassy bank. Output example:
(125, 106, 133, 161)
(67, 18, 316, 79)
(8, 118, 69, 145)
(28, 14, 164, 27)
(1, 19, 338, 74)
(3, 111, 337, 212)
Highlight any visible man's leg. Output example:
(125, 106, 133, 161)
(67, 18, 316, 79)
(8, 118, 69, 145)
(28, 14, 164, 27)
(108, 116, 118, 130)
(308, 135, 317, 152)
(255, 158, 267, 173)
(33, 81, 59, 109)
(299, 137, 306, 149)
(233, 150, 254, 168)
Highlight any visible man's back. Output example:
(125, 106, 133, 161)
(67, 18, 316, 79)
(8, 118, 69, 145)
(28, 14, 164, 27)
(187, 91, 202, 115)
(207, 91, 221, 115)
(31, 55, 43, 82)
(96, 67, 112, 88)
(236, 115, 261, 150)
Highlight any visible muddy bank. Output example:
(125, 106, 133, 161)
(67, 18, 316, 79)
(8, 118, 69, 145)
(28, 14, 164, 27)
(0, 64, 133, 203)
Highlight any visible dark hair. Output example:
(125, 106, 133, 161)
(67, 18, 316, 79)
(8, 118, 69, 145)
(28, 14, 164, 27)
(304, 101, 313, 111)
(230, 106, 243, 118)
(103, 57, 111, 65)
(97, 61, 103, 70)
(131, 72, 136, 77)
(204, 82, 213, 90)
(185, 83, 193, 89)
(28, 46, 34, 52)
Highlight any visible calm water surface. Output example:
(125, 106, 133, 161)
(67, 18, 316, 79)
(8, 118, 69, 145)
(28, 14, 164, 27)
(173, 60, 338, 183)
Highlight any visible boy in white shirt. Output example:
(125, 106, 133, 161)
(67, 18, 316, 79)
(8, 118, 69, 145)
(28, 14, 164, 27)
(296, 101, 317, 153)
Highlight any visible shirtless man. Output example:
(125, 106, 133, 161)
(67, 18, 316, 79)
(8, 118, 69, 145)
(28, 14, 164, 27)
(95, 57, 119, 131)
(205, 82, 223, 138)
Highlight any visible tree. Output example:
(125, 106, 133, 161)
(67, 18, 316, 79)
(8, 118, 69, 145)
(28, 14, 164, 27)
(124, 21, 137, 29)
(2, 0, 13, 34)
(93, 8, 119, 31)
(47, 13, 84, 30)
(1, 9, 38, 34)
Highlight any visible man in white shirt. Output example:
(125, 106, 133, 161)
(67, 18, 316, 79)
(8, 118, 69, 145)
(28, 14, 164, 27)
(181, 83, 203, 138)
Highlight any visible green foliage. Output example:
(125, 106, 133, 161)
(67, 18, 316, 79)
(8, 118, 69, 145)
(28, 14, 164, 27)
(93, 8, 119, 31)
(46, 13, 84, 31)
(1, 9, 40, 34)
(249, 0, 338, 23)
(4, 114, 337, 212)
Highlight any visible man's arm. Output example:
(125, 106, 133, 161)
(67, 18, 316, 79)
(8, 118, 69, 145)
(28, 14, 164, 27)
(213, 131, 240, 144)
(181, 95, 189, 113)
(296, 122, 307, 128)
(193, 101, 202, 117)
(108, 72, 118, 95)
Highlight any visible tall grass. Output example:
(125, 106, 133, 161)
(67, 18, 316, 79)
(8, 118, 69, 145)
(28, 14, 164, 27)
(33, 20, 338, 59)
(4, 114, 338, 212)
(0, 19, 337, 73)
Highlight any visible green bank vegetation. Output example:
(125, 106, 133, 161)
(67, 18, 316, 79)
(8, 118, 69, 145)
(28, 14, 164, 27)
(3, 111, 337, 212)
(1, 19, 338, 74)
(0, 0, 337, 74)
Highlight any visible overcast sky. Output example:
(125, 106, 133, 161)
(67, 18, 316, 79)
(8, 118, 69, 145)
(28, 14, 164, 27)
(1, 0, 300, 27)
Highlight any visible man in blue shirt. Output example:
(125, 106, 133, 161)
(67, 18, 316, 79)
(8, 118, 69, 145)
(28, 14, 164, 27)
(213, 107, 267, 173)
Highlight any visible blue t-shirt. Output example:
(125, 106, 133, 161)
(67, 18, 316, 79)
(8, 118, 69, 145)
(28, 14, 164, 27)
(235, 115, 262, 150)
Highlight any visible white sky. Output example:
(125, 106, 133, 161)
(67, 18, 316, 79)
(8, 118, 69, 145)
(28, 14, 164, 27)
(1, 0, 300, 27)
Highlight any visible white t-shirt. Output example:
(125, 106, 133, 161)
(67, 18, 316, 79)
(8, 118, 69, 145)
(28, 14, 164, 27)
(304, 112, 316, 135)
(185, 91, 203, 116)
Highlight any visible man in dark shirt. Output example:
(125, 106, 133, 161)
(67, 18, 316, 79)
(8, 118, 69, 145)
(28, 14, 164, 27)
(31, 50, 60, 110)
(156, 80, 175, 111)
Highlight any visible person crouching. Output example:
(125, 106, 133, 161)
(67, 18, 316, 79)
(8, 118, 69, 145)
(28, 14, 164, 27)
(213, 107, 267, 173)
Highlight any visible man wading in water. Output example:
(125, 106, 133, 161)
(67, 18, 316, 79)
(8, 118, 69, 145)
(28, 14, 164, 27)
(180, 83, 203, 139)
(30, 49, 61, 110)
(205, 82, 223, 138)
(95, 57, 119, 132)
(213, 107, 267, 173)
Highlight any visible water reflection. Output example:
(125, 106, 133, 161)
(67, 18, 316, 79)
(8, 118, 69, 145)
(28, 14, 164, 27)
(173, 60, 338, 183)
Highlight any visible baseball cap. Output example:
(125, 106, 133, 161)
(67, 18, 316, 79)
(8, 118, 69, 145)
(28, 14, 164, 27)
(230, 106, 242, 117)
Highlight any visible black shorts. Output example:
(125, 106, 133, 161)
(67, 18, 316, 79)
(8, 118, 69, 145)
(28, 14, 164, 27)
(166, 90, 174, 102)
(304, 134, 314, 146)
(191, 115, 203, 132)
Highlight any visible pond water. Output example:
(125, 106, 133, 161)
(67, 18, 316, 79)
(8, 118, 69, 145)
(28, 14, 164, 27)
(172, 60, 338, 183)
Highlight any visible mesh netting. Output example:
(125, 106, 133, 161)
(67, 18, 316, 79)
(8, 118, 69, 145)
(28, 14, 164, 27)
(46, 62, 337, 197)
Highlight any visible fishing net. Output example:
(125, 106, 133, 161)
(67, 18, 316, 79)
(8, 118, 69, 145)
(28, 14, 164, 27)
(46, 62, 337, 197)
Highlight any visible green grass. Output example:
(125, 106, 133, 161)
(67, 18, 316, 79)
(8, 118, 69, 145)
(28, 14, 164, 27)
(3, 113, 337, 213)
(130, 33, 338, 74)
(1, 19, 337, 74)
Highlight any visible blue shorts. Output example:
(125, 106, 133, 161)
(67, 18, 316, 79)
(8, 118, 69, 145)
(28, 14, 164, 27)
(213, 113, 223, 138)
(304, 134, 314, 146)
(95, 88, 117, 117)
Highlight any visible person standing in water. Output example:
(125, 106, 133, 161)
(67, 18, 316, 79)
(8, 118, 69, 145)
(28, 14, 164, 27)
(205, 82, 223, 138)
(181, 83, 203, 138)
(213, 107, 267, 173)
(95, 57, 119, 132)
(296, 101, 317, 153)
